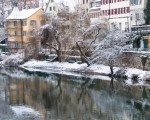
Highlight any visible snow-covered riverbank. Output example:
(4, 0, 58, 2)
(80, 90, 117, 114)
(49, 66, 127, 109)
(20, 60, 150, 83)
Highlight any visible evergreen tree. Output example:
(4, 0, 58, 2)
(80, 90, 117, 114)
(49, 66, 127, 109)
(144, 0, 150, 24)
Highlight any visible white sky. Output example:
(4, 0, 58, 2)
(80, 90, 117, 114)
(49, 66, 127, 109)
(55, 0, 78, 11)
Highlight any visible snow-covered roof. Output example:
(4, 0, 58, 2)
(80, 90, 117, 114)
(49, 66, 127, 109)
(90, 0, 101, 3)
(90, 6, 101, 10)
(6, 7, 42, 20)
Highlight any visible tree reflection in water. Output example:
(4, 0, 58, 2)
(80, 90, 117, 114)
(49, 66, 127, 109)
(2, 68, 150, 120)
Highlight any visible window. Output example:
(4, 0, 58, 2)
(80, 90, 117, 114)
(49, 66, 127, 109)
(115, 8, 117, 14)
(119, 23, 122, 31)
(127, 7, 130, 13)
(40, 20, 45, 26)
(15, 42, 18, 48)
(23, 31, 27, 36)
(15, 31, 18, 36)
(22, 20, 27, 26)
(118, 8, 120, 14)
(125, 22, 129, 31)
(130, 0, 142, 5)
(49, 7, 52, 11)
(131, 14, 133, 21)
(30, 20, 36, 26)
(14, 21, 17, 26)
(6, 21, 9, 27)
(53, 6, 55, 11)
(86, 8, 88, 12)
(136, 13, 140, 20)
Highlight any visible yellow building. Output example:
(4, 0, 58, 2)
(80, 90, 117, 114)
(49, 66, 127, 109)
(6, 7, 45, 53)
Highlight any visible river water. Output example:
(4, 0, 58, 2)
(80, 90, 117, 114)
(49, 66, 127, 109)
(0, 68, 150, 120)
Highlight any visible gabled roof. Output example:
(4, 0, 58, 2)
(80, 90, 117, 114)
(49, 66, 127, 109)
(6, 7, 42, 20)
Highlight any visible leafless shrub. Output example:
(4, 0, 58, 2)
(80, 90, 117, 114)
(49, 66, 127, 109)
(114, 67, 127, 79)
(131, 74, 139, 82)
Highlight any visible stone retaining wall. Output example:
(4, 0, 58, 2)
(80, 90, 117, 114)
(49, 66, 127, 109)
(118, 52, 150, 71)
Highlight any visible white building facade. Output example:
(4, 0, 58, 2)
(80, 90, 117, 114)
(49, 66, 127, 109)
(130, 0, 147, 26)
(39, 0, 58, 15)
(89, 0, 101, 22)
(80, 0, 90, 13)
(80, 0, 131, 31)
(101, 0, 130, 31)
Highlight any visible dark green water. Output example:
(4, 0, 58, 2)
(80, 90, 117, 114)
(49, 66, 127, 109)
(0, 68, 150, 120)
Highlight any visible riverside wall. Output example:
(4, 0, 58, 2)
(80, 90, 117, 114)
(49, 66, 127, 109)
(118, 52, 150, 71)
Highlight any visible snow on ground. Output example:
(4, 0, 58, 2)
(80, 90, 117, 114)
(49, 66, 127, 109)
(21, 60, 112, 81)
(20, 60, 150, 84)
(126, 68, 146, 79)
(22, 60, 87, 70)
(88, 64, 113, 74)
(11, 106, 43, 119)
(20, 59, 111, 77)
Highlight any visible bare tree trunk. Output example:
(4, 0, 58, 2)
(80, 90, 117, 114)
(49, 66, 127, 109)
(110, 65, 114, 76)
(76, 42, 90, 66)
(143, 66, 145, 71)
(56, 50, 61, 62)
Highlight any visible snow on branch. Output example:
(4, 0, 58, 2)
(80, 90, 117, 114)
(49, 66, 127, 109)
(91, 27, 132, 65)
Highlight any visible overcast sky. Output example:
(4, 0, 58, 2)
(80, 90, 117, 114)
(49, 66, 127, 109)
(55, 0, 78, 11)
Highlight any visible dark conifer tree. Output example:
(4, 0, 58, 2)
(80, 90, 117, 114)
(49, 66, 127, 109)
(144, 0, 150, 24)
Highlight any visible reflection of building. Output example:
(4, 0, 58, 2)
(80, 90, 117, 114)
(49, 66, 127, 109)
(4, 72, 150, 120)
(5, 79, 50, 118)
(5, 7, 45, 53)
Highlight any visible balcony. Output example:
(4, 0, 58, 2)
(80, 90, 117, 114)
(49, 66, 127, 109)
(90, 0, 101, 10)
(89, 6, 101, 12)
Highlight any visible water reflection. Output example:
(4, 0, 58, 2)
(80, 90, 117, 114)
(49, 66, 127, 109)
(1, 68, 150, 120)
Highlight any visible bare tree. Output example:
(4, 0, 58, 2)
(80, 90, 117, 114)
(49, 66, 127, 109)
(40, 3, 109, 64)
(72, 6, 108, 66)
(23, 25, 42, 60)
(0, 0, 14, 26)
(40, 4, 71, 62)
(17, 0, 39, 10)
